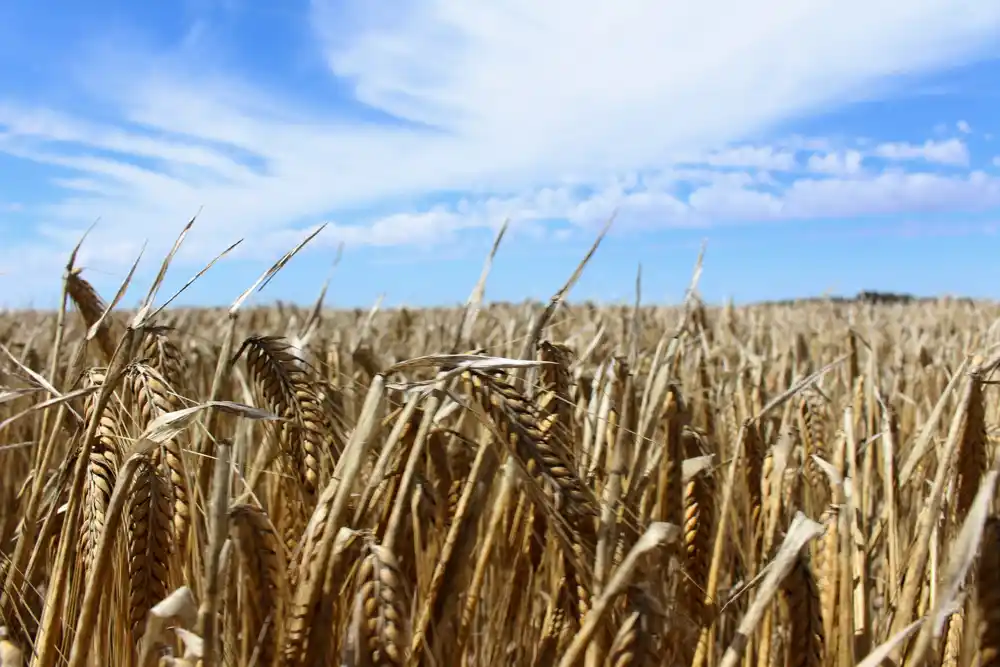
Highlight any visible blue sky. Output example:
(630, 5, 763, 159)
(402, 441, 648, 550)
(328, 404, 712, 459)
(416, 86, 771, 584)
(2, 0, 1000, 308)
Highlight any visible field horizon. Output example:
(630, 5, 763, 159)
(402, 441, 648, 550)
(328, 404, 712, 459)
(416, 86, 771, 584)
(0, 288, 991, 315)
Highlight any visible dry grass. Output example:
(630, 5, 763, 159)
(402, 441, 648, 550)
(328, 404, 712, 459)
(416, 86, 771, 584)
(2, 230, 1000, 667)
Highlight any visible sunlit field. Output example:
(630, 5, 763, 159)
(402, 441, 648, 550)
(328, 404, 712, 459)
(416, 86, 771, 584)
(2, 228, 998, 667)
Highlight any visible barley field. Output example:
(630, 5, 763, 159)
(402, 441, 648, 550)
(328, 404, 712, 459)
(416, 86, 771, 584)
(1, 232, 1000, 667)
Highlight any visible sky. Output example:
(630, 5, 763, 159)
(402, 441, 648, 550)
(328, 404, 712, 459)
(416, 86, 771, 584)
(2, 0, 1000, 309)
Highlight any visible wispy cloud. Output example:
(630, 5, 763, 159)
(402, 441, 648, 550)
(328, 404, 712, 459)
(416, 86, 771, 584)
(0, 0, 1000, 301)
(873, 138, 971, 166)
(806, 150, 864, 175)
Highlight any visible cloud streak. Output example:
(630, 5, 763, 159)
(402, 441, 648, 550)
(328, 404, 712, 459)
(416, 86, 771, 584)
(874, 138, 970, 166)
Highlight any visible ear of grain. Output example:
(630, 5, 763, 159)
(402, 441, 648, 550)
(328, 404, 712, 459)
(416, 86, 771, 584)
(781, 551, 825, 667)
(236, 336, 330, 499)
(357, 544, 410, 667)
(229, 503, 285, 667)
(465, 369, 598, 528)
(80, 369, 125, 574)
(127, 363, 191, 557)
(798, 391, 830, 514)
(606, 610, 645, 667)
(978, 517, 1000, 667)
(65, 269, 119, 364)
(128, 456, 173, 647)
(654, 384, 687, 528)
(955, 374, 987, 518)
(682, 429, 716, 635)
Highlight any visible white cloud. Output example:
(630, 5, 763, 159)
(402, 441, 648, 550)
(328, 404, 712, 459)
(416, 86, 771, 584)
(313, 0, 1000, 152)
(957, 120, 972, 133)
(634, 170, 1000, 225)
(0, 0, 999, 293)
(336, 167, 1000, 234)
(701, 146, 797, 171)
(779, 170, 1000, 217)
(807, 150, 864, 175)
(873, 138, 970, 166)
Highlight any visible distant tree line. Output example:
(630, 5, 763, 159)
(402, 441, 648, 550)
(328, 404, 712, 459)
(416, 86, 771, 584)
(757, 291, 977, 306)
(768, 290, 918, 305)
